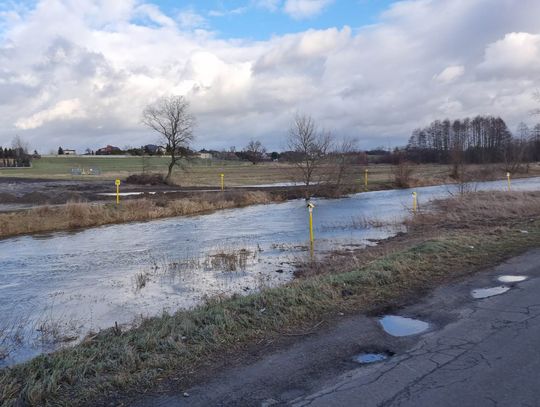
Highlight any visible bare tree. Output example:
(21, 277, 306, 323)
(11, 135, 29, 154)
(287, 114, 332, 197)
(11, 136, 30, 167)
(142, 95, 195, 182)
(329, 137, 359, 190)
(531, 90, 540, 116)
(503, 137, 528, 173)
(243, 140, 267, 164)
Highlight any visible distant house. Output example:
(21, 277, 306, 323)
(63, 149, 77, 155)
(195, 150, 213, 159)
(96, 145, 122, 155)
(144, 144, 165, 155)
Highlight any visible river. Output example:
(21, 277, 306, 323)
(0, 177, 539, 366)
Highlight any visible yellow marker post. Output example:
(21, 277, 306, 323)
(364, 168, 369, 191)
(115, 179, 121, 204)
(412, 191, 417, 213)
(507, 172, 511, 191)
(220, 173, 224, 191)
(307, 202, 315, 256)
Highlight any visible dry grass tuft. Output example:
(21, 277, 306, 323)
(408, 191, 540, 230)
(0, 191, 277, 239)
(205, 248, 253, 272)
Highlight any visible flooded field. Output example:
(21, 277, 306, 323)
(1, 177, 539, 365)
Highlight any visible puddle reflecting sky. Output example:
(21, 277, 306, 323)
(497, 275, 528, 283)
(471, 286, 511, 299)
(353, 353, 390, 364)
(379, 315, 430, 337)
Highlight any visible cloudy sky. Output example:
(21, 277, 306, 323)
(1, 0, 540, 152)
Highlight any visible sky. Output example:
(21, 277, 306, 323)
(1, 0, 540, 153)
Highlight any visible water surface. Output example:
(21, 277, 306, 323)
(0, 176, 538, 365)
(379, 315, 430, 337)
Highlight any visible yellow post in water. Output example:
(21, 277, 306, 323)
(220, 173, 224, 191)
(412, 191, 417, 213)
(307, 202, 315, 255)
(364, 168, 369, 191)
(507, 172, 511, 191)
(115, 179, 121, 204)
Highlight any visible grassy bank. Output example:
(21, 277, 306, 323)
(0, 191, 278, 239)
(3, 157, 538, 187)
(1, 191, 539, 406)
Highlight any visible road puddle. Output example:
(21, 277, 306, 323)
(497, 275, 528, 283)
(471, 286, 510, 299)
(353, 352, 391, 364)
(379, 315, 429, 337)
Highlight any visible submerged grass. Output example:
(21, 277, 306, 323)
(2, 191, 540, 406)
(0, 191, 277, 239)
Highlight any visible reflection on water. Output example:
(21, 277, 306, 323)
(379, 315, 430, 337)
(353, 352, 391, 364)
(497, 275, 528, 283)
(0, 176, 539, 365)
(471, 286, 511, 299)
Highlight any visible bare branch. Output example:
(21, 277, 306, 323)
(287, 113, 333, 197)
(142, 95, 195, 182)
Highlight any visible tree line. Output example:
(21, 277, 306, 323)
(0, 143, 31, 168)
(405, 116, 540, 170)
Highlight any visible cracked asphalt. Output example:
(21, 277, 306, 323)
(128, 249, 540, 407)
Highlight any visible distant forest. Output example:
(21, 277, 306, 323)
(405, 116, 540, 167)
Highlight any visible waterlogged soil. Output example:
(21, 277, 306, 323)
(1, 177, 539, 366)
(0, 178, 312, 211)
(0, 177, 226, 211)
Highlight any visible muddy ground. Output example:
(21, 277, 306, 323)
(0, 177, 301, 211)
(119, 249, 540, 407)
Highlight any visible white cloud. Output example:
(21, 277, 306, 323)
(1, 0, 540, 152)
(208, 7, 248, 17)
(252, 0, 281, 12)
(479, 32, 540, 77)
(177, 8, 208, 30)
(15, 99, 85, 130)
(434, 65, 465, 83)
(135, 4, 176, 27)
(283, 0, 334, 19)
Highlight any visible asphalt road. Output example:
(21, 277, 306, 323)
(128, 249, 540, 407)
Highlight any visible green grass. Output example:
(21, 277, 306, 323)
(0, 156, 301, 186)
(0, 156, 240, 179)
(3, 157, 539, 188)
(0, 155, 455, 188)
(2, 217, 539, 406)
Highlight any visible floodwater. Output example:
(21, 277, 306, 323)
(471, 286, 511, 299)
(497, 275, 528, 283)
(379, 315, 430, 337)
(353, 352, 390, 364)
(0, 176, 539, 365)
